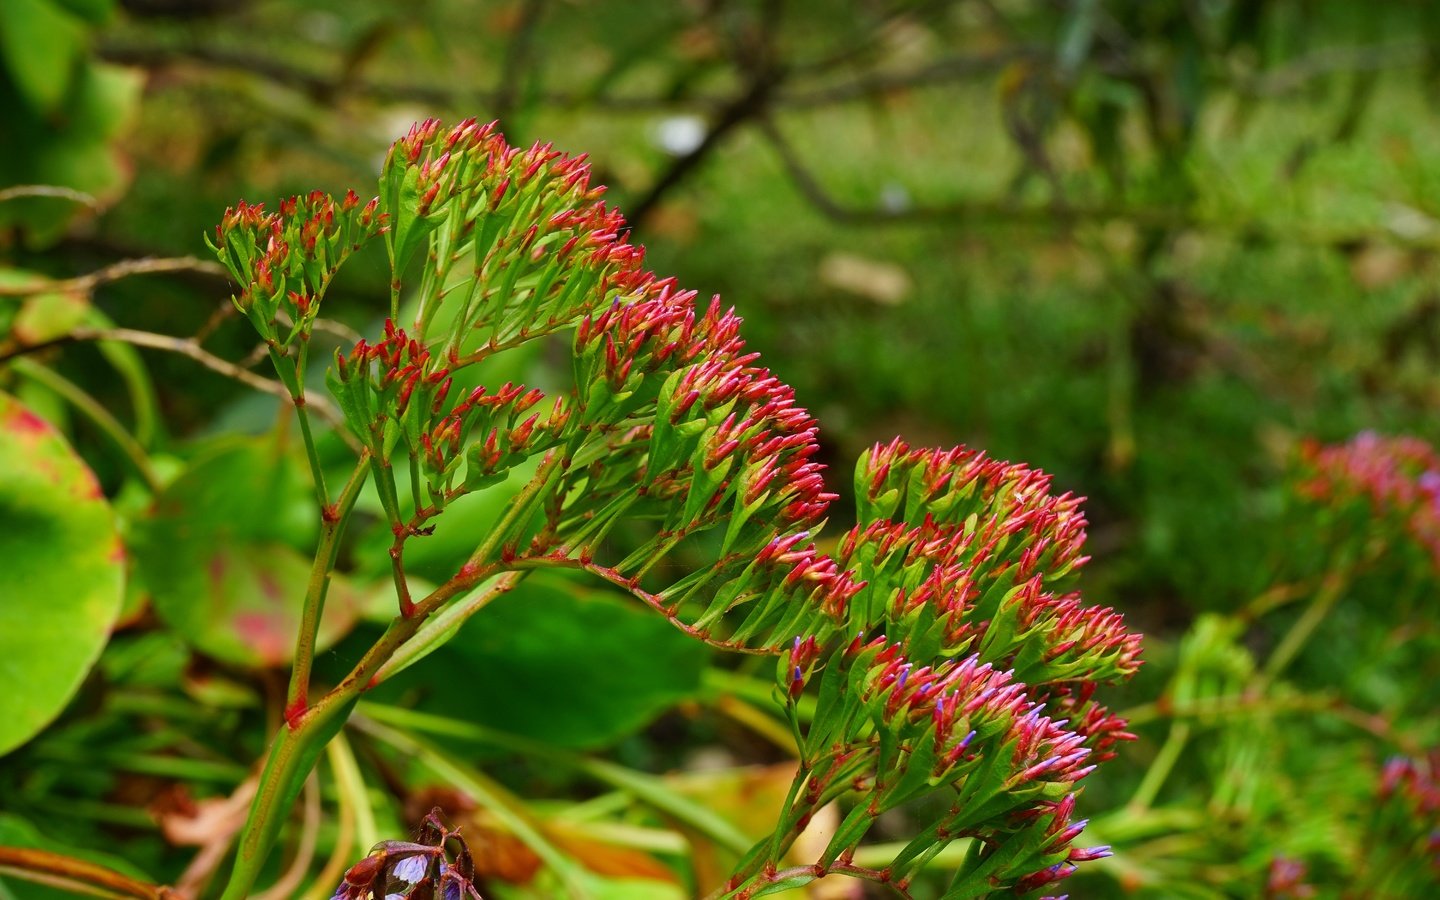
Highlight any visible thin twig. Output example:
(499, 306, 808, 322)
(0, 326, 358, 447)
(0, 185, 100, 209)
(758, 117, 1440, 249)
(0, 257, 228, 297)
(0, 848, 181, 899)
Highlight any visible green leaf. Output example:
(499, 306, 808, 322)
(0, 393, 123, 756)
(0, 0, 85, 114)
(11, 288, 89, 345)
(131, 439, 369, 666)
(376, 574, 709, 749)
(50, 0, 114, 24)
(145, 542, 371, 667)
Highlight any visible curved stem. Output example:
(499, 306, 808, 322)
(269, 344, 329, 510)
(1257, 567, 1351, 688)
(376, 571, 524, 681)
(223, 447, 575, 896)
(0, 848, 178, 899)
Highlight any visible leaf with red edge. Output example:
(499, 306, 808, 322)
(0, 392, 124, 756)
(131, 439, 373, 667)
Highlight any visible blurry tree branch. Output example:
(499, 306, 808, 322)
(0, 327, 354, 443)
(1248, 39, 1430, 96)
(0, 256, 226, 297)
(758, 117, 1440, 252)
(626, 0, 787, 226)
(0, 185, 101, 209)
(97, 40, 1037, 113)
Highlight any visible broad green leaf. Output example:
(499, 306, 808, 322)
(131, 439, 370, 666)
(11, 288, 88, 345)
(143, 541, 370, 667)
(0, 53, 141, 246)
(0, 0, 85, 114)
(376, 574, 708, 749)
(0, 393, 123, 756)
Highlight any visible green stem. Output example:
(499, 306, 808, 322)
(221, 559, 505, 898)
(10, 357, 161, 493)
(222, 446, 570, 896)
(268, 345, 329, 509)
(368, 456, 412, 613)
(376, 571, 524, 681)
(1126, 721, 1191, 815)
(1257, 568, 1351, 688)
(466, 451, 565, 568)
(285, 454, 371, 718)
(220, 697, 355, 900)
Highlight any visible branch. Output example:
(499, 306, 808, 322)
(0, 326, 358, 447)
(0, 848, 180, 900)
(512, 553, 775, 655)
(626, 0, 786, 227)
(0, 185, 101, 209)
(1249, 39, 1429, 97)
(758, 117, 1440, 250)
(97, 40, 1034, 114)
(0, 256, 227, 298)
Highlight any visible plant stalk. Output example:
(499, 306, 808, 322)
(285, 453, 371, 718)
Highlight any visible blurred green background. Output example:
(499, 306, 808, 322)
(3, 0, 1440, 897)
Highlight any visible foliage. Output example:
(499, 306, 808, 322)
(2, 1, 1439, 899)
(0, 0, 141, 246)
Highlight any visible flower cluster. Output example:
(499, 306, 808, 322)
(716, 444, 1139, 896)
(554, 277, 835, 613)
(378, 118, 650, 355)
(1356, 750, 1440, 893)
(210, 190, 383, 345)
(1295, 431, 1440, 569)
(215, 118, 1144, 898)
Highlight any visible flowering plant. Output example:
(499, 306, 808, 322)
(0, 119, 1140, 899)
